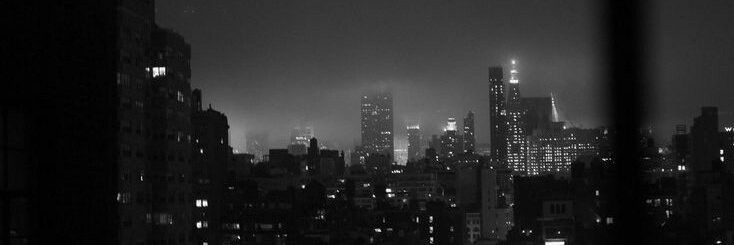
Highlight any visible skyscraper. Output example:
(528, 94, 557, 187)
(407, 125, 422, 161)
(488, 66, 507, 164)
(148, 26, 194, 244)
(463, 111, 476, 154)
(506, 60, 527, 174)
(440, 117, 461, 159)
(521, 97, 553, 135)
(117, 1, 157, 244)
(360, 92, 394, 160)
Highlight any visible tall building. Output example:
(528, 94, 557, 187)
(507, 60, 527, 174)
(147, 27, 194, 244)
(488, 66, 507, 163)
(440, 118, 461, 159)
(117, 1, 157, 244)
(463, 111, 476, 154)
(4, 2, 124, 243)
(360, 92, 394, 160)
(191, 99, 233, 245)
(290, 126, 314, 146)
(407, 125, 422, 161)
(672, 124, 690, 168)
(5, 2, 201, 244)
(690, 107, 719, 173)
(521, 97, 553, 135)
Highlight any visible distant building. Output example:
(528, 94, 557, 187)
(316, 149, 346, 178)
(488, 66, 507, 163)
(690, 107, 719, 173)
(350, 145, 368, 166)
(287, 143, 308, 156)
(440, 118, 462, 159)
(463, 111, 476, 154)
(407, 125, 422, 161)
(476, 143, 492, 157)
(230, 153, 255, 179)
(290, 126, 314, 146)
(360, 92, 394, 160)
(521, 97, 553, 135)
(526, 124, 602, 177)
(246, 133, 268, 162)
(506, 60, 527, 174)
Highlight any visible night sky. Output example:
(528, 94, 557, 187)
(155, 0, 733, 151)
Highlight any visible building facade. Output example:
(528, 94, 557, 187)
(463, 111, 476, 154)
(506, 60, 527, 174)
(360, 92, 394, 160)
(407, 125, 422, 162)
(488, 66, 507, 164)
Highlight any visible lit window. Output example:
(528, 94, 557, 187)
(152, 67, 166, 77)
(177, 91, 184, 102)
(196, 221, 208, 229)
(195, 199, 208, 207)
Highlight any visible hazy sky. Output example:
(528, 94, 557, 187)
(155, 0, 733, 151)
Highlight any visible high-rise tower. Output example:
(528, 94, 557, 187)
(440, 118, 461, 159)
(360, 92, 394, 160)
(463, 111, 476, 154)
(488, 66, 507, 163)
(407, 125, 422, 161)
(506, 60, 527, 174)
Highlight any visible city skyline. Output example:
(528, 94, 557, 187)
(8, 1, 734, 244)
(154, 0, 734, 152)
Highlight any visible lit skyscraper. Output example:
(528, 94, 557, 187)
(463, 111, 476, 154)
(506, 59, 527, 174)
(488, 66, 507, 163)
(440, 117, 461, 159)
(360, 92, 394, 160)
(407, 125, 422, 161)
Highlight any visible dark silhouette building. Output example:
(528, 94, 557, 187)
(191, 98, 233, 245)
(690, 107, 719, 173)
(463, 111, 476, 154)
(488, 66, 507, 164)
(407, 125, 422, 161)
(521, 97, 553, 135)
(146, 26, 194, 244)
